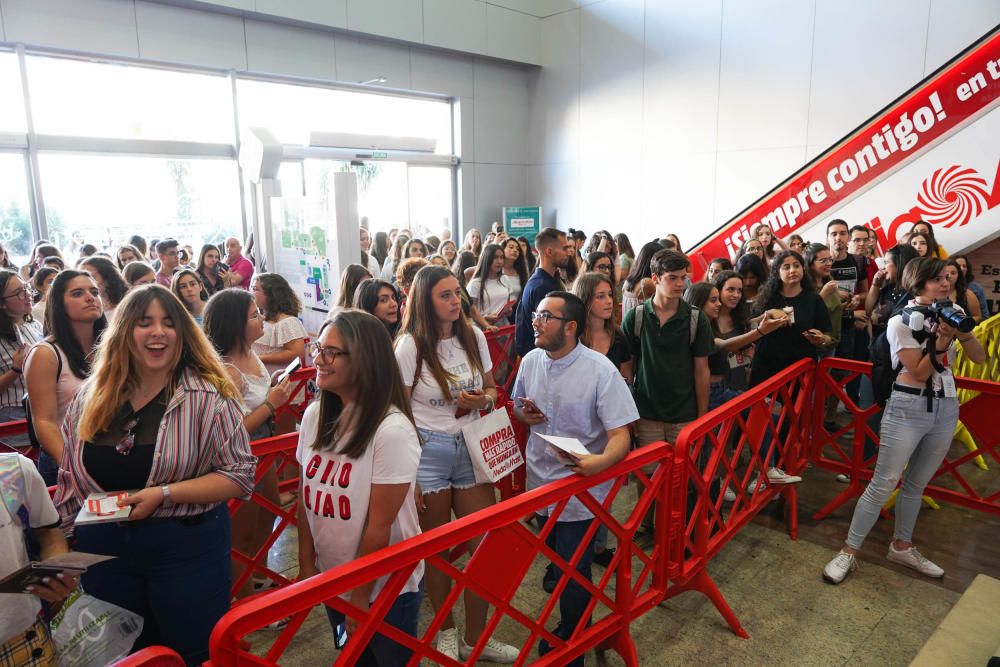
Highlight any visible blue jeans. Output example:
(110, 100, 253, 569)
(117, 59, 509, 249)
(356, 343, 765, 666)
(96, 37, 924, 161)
(708, 381, 741, 412)
(73, 504, 232, 665)
(416, 428, 478, 494)
(535, 515, 594, 667)
(835, 325, 870, 404)
(36, 449, 58, 487)
(324, 583, 423, 666)
(846, 393, 959, 549)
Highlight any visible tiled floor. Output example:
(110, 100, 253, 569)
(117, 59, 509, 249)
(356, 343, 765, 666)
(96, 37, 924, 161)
(243, 451, 998, 665)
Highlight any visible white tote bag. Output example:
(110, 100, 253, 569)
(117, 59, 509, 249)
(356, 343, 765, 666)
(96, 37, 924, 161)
(461, 407, 524, 484)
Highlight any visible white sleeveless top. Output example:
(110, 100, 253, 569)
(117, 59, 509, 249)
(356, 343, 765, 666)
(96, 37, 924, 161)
(225, 353, 270, 413)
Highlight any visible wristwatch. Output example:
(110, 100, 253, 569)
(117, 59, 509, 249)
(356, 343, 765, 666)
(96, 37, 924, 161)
(160, 484, 173, 508)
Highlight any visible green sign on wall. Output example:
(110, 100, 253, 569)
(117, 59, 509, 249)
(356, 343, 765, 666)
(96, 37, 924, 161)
(502, 206, 542, 244)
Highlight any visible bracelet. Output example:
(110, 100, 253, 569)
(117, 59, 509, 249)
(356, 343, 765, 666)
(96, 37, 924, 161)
(484, 394, 496, 412)
(264, 400, 276, 417)
(755, 325, 764, 338)
(10, 366, 21, 375)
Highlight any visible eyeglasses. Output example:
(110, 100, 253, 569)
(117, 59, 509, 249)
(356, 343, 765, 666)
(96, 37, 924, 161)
(815, 258, 834, 265)
(531, 311, 570, 325)
(309, 341, 350, 363)
(2, 286, 36, 301)
(594, 264, 613, 273)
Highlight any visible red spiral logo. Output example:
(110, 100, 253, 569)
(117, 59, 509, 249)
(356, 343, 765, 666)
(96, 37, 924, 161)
(916, 165, 989, 228)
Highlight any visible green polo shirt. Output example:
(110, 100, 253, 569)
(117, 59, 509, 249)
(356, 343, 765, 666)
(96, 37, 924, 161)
(622, 298, 714, 423)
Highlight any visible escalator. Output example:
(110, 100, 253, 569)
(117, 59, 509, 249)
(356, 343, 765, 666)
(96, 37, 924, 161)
(688, 25, 1000, 274)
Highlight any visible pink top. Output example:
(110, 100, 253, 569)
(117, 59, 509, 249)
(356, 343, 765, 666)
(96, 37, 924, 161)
(24, 342, 86, 426)
(228, 255, 254, 290)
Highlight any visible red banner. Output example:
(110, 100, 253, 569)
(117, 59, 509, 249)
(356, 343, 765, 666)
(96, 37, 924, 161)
(689, 28, 1000, 268)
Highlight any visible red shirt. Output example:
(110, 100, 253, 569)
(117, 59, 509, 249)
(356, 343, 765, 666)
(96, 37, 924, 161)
(228, 254, 254, 290)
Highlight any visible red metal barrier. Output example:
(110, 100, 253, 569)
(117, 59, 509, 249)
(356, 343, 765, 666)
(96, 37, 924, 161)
(209, 441, 676, 667)
(0, 419, 29, 456)
(810, 357, 1000, 519)
(666, 359, 815, 638)
(273, 367, 315, 422)
(227, 433, 300, 598)
(483, 324, 519, 402)
(109, 646, 185, 667)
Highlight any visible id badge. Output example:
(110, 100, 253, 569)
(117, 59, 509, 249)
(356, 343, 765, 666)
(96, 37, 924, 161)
(941, 374, 957, 399)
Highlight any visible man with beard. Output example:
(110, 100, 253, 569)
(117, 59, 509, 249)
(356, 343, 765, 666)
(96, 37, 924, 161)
(514, 228, 573, 357)
(512, 291, 637, 667)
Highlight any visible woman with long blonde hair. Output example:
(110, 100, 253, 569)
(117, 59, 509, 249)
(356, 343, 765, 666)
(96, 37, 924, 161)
(54, 285, 256, 665)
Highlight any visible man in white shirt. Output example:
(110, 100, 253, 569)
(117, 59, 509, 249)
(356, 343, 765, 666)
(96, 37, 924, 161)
(0, 454, 78, 665)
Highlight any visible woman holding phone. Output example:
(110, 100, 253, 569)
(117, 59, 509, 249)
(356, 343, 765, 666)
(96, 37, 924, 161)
(196, 244, 233, 297)
(394, 266, 517, 663)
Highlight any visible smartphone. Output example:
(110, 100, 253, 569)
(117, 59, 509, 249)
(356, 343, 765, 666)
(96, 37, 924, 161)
(455, 389, 481, 418)
(277, 357, 302, 384)
(217, 262, 230, 272)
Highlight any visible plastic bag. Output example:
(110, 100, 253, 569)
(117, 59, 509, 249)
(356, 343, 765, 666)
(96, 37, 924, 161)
(50, 589, 143, 667)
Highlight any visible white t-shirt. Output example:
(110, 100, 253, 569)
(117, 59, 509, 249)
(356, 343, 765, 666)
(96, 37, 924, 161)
(0, 454, 60, 643)
(295, 403, 423, 601)
(395, 328, 493, 434)
(253, 315, 307, 375)
(467, 276, 515, 319)
(887, 303, 960, 392)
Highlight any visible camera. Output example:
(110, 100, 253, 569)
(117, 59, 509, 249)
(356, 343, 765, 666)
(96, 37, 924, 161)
(901, 300, 975, 339)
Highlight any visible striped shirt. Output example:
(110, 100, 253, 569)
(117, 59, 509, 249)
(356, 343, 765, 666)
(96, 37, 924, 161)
(55, 367, 256, 532)
(0, 321, 43, 409)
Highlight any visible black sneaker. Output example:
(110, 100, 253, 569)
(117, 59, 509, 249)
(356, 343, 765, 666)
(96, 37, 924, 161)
(593, 547, 615, 568)
(542, 564, 558, 594)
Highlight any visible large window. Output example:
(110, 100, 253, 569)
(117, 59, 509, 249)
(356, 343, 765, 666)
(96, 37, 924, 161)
(237, 79, 452, 154)
(7, 50, 457, 256)
(0, 52, 26, 133)
(276, 160, 452, 239)
(0, 154, 33, 265)
(38, 154, 242, 250)
(28, 56, 234, 143)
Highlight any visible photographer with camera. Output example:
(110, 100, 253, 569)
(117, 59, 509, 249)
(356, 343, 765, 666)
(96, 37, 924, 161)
(823, 258, 985, 584)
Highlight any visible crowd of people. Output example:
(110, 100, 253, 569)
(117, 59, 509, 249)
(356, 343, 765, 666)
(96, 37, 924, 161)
(0, 217, 989, 665)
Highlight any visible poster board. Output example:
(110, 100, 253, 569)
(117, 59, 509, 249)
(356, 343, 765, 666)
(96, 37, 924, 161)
(267, 172, 360, 335)
(503, 206, 542, 244)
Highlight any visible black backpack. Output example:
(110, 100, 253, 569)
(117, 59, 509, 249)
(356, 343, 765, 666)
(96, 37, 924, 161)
(869, 293, 910, 408)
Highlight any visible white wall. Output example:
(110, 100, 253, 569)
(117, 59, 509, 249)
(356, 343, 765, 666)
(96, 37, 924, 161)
(0, 0, 536, 235)
(149, 0, 542, 65)
(527, 0, 1000, 250)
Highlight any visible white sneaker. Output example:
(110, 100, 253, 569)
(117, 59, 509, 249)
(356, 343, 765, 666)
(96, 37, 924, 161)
(723, 486, 737, 502)
(436, 628, 459, 660)
(460, 636, 519, 663)
(886, 545, 944, 578)
(823, 550, 858, 584)
(766, 467, 802, 484)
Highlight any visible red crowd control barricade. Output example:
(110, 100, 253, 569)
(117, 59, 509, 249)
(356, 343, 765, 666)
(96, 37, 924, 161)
(0, 419, 29, 455)
(273, 367, 315, 422)
(227, 433, 300, 598)
(666, 359, 815, 638)
(109, 646, 185, 667)
(810, 358, 1000, 520)
(484, 324, 520, 402)
(209, 441, 676, 667)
